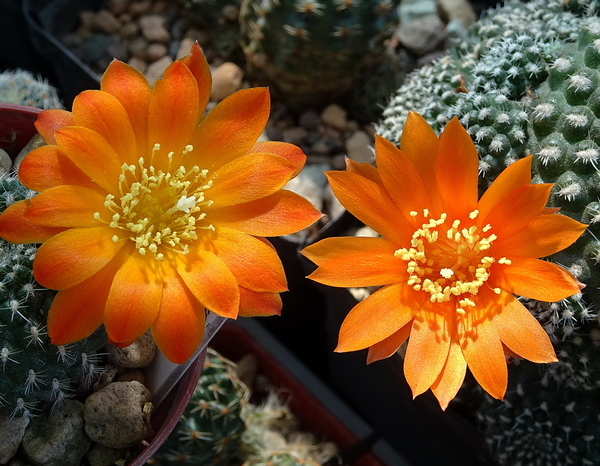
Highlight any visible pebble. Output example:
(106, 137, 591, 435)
(320, 104, 347, 130)
(146, 42, 168, 61)
(128, 0, 152, 16)
(107, 330, 157, 368)
(438, 0, 477, 28)
(21, 400, 91, 466)
(176, 37, 196, 59)
(139, 14, 171, 43)
(345, 130, 375, 164)
(91, 10, 122, 34)
(128, 36, 148, 59)
(108, 0, 130, 15)
(0, 148, 12, 176)
(211, 62, 244, 102)
(395, 14, 446, 56)
(282, 127, 308, 146)
(118, 21, 139, 39)
(145, 55, 173, 85)
(84, 381, 152, 449)
(13, 134, 45, 171)
(86, 443, 127, 466)
(298, 109, 321, 131)
(118, 369, 146, 384)
(127, 56, 147, 73)
(284, 163, 329, 213)
(0, 411, 29, 464)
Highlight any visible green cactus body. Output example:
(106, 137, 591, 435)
(0, 70, 63, 110)
(377, 1, 600, 464)
(242, 452, 320, 466)
(0, 174, 105, 417)
(152, 348, 248, 465)
(240, 0, 400, 106)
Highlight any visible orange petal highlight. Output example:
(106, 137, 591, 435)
(0, 200, 65, 244)
(366, 323, 411, 364)
(189, 87, 270, 172)
(430, 329, 467, 410)
(345, 158, 382, 185)
(491, 291, 557, 363)
(35, 109, 75, 145)
(104, 252, 163, 344)
(301, 236, 397, 267)
(238, 286, 283, 317)
(179, 42, 212, 120)
(336, 284, 417, 352)
(33, 226, 128, 290)
(249, 141, 306, 177)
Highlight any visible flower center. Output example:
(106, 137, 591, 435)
(394, 209, 510, 314)
(97, 144, 213, 260)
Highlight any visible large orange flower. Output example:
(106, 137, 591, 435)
(302, 112, 587, 409)
(0, 43, 321, 364)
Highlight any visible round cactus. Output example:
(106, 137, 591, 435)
(0, 70, 63, 110)
(242, 452, 320, 466)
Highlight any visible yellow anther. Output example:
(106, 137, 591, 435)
(112, 235, 119, 243)
(440, 268, 454, 279)
(498, 257, 512, 265)
(469, 209, 479, 219)
(493, 288, 502, 294)
(456, 308, 466, 315)
(409, 211, 418, 217)
(423, 208, 429, 218)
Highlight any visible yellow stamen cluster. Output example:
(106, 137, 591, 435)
(394, 209, 510, 315)
(96, 144, 213, 260)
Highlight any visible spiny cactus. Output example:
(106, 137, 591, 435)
(151, 348, 248, 465)
(242, 452, 320, 466)
(239, 0, 400, 106)
(0, 70, 63, 110)
(377, 1, 600, 464)
(0, 173, 105, 417)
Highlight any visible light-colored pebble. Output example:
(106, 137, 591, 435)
(176, 37, 196, 59)
(21, 400, 91, 466)
(0, 148, 12, 176)
(139, 14, 170, 43)
(146, 42, 168, 61)
(145, 55, 173, 86)
(345, 130, 374, 164)
(128, 0, 152, 16)
(282, 127, 308, 145)
(107, 330, 156, 368)
(395, 14, 445, 56)
(13, 134, 45, 171)
(118, 21, 139, 39)
(86, 443, 127, 466)
(211, 62, 244, 102)
(118, 369, 146, 384)
(91, 10, 122, 34)
(108, 0, 130, 15)
(84, 381, 152, 449)
(284, 163, 329, 212)
(438, 0, 477, 28)
(127, 56, 147, 73)
(321, 104, 347, 130)
(0, 411, 29, 464)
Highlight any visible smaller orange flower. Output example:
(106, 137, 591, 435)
(0, 43, 321, 364)
(302, 112, 587, 409)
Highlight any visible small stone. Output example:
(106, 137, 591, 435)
(321, 104, 347, 130)
(107, 39, 129, 62)
(211, 62, 244, 102)
(0, 148, 11, 176)
(118, 369, 146, 384)
(128, 0, 152, 16)
(438, 0, 477, 28)
(127, 56, 147, 73)
(118, 12, 133, 23)
(345, 130, 374, 164)
(84, 381, 152, 449)
(128, 36, 148, 59)
(93, 364, 119, 392)
(108, 0, 129, 15)
(139, 14, 170, 43)
(282, 127, 308, 145)
(284, 163, 329, 212)
(107, 330, 156, 368)
(146, 42, 168, 61)
(13, 134, 45, 171)
(222, 4, 240, 21)
(0, 411, 29, 463)
(395, 14, 445, 56)
(145, 55, 173, 86)
(119, 21, 139, 39)
(86, 443, 127, 466)
(323, 182, 346, 219)
(176, 37, 196, 59)
(299, 109, 321, 131)
(91, 10, 122, 34)
(21, 400, 91, 466)
(79, 10, 96, 30)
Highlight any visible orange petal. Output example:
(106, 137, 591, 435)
(491, 213, 587, 259)
(19, 145, 97, 192)
(54, 126, 124, 194)
(238, 286, 282, 317)
(148, 61, 199, 168)
(375, 135, 433, 220)
(436, 117, 479, 218)
(72, 90, 137, 165)
(35, 109, 75, 144)
(459, 316, 507, 400)
(48, 249, 127, 345)
(179, 42, 212, 120)
(104, 252, 163, 344)
(210, 190, 322, 236)
(301, 236, 397, 267)
(212, 228, 286, 292)
(208, 153, 295, 208)
(430, 329, 467, 410)
(490, 291, 557, 363)
(478, 156, 532, 221)
(101, 60, 151, 156)
(173, 248, 240, 319)
(25, 185, 109, 227)
(152, 266, 206, 364)
(490, 256, 582, 302)
(345, 158, 382, 185)
(0, 200, 65, 244)
(399, 112, 440, 203)
(306, 249, 405, 287)
(481, 183, 554, 239)
(33, 226, 128, 290)
(326, 171, 413, 245)
(366, 322, 411, 364)
(249, 141, 306, 177)
(189, 88, 270, 172)
(336, 283, 417, 352)
(404, 305, 453, 397)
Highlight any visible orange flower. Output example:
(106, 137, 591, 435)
(302, 112, 587, 409)
(0, 43, 321, 364)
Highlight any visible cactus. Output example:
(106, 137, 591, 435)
(0, 70, 63, 110)
(0, 173, 105, 417)
(376, 1, 600, 464)
(151, 348, 248, 465)
(242, 452, 320, 466)
(239, 0, 400, 106)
